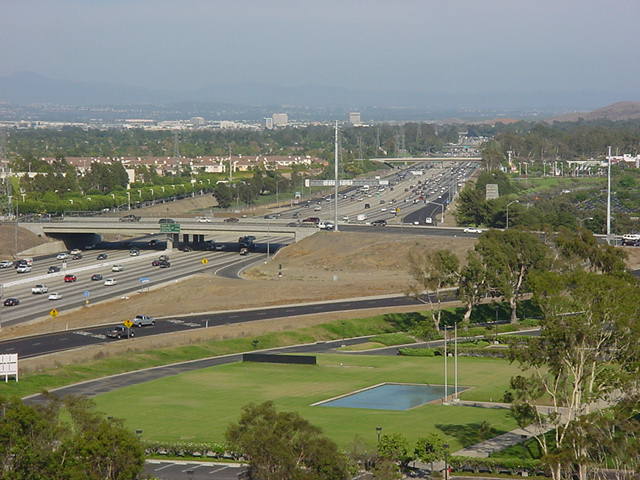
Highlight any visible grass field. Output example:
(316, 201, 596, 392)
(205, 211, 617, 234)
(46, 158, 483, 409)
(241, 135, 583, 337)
(93, 353, 522, 450)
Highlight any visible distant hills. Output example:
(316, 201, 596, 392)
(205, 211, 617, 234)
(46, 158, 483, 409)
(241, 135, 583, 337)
(550, 101, 640, 122)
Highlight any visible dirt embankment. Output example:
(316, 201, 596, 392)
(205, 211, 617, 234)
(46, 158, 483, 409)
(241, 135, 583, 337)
(0, 224, 54, 259)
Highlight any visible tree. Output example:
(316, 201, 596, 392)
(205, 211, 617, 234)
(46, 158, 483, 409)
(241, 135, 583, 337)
(377, 433, 412, 470)
(408, 249, 460, 329)
(457, 251, 488, 325)
(212, 183, 233, 208)
(226, 401, 349, 480)
(414, 434, 446, 472)
(0, 394, 144, 480)
(475, 230, 549, 323)
(553, 227, 626, 274)
(508, 271, 640, 480)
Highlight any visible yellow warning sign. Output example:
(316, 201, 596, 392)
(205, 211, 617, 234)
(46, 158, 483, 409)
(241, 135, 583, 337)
(49, 308, 59, 317)
(201, 258, 208, 265)
(123, 320, 133, 328)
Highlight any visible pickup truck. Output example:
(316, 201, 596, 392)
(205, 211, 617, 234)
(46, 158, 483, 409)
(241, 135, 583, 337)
(31, 284, 48, 294)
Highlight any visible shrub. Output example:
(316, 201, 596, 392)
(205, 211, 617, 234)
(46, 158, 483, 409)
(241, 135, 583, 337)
(398, 347, 436, 357)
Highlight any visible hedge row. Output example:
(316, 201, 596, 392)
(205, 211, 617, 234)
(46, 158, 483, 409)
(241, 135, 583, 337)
(449, 456, 546, 476)
(143, 441, 239, 460)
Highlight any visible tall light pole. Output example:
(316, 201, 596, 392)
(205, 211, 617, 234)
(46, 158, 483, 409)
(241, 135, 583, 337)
(506, 200, 519, 229)
(443, 324, 448, 405)
(334, 121, 339, 231)
(376, 426, 382, 444)
(127, 191, 131, 211)
(606, 146, 612, 243)
(454, 321, 458, 401)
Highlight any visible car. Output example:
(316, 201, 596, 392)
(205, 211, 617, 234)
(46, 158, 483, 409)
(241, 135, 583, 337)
(264, 214, 276, 219)
(132, 314, 155, 327)
(64, 274, 77, 282)
(56, 253, 69, 260)
(106, 325, 134, 339)
(47, 266, 61, 274)
(371, 219, 387, 227)
(91, 273, 103, 281)
(286, 222, 300, 227)
(178, 245, 192, 252)
(224, 217, 239, 223)
(72, 253, 83, 260)
(196, 216, 211, 223)
(313, 205, 322, 211)
(129, 249, 140, 256)
(302, 217, 320, 224)
(31, 284, 49, 294)
(119, 214, 141, 222)
(104, 278, 117, 286)
(380, 208, 387, 212)
(0, 260, 13, 269)
(463, 227, 483, 234)
(69, 249, 82, 255)
(158, 260, 171, 268)
(317, 221, 335, 231)
(111, 264, 124, 272)
(16, 265, 32, 273)
(48, 292, 62, 301)
(3, 298, 20, 307)
(158, 218, 176, 224)
(97, 253, 108, 260)
(152, 259, 160, 266)
(148, 239, 158, 247)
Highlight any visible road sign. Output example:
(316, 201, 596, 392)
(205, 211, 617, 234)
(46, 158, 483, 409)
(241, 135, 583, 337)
(160, 223, 181, 233)
(305, 179, 389, 187)
(49, 309, 59, 318)
(83, 290, 90, 298)
(201, 258, 208, 265)
(138, 277, 150, 284)
(123, 320, 133, 328)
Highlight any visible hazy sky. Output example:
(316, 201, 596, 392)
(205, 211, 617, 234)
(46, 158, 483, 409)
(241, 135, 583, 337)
(2, 0, 639, 96)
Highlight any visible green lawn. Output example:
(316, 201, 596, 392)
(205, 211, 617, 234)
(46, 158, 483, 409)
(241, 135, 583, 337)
(93, 353, 521, 450)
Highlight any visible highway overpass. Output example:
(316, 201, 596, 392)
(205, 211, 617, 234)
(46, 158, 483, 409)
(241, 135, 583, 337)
(370, 156, 481, 163)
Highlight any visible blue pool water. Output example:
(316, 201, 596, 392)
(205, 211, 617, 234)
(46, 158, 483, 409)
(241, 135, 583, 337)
(316, 383, 463, 411)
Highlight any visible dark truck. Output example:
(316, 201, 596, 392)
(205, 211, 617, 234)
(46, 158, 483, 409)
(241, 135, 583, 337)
(239, 236, 256, 255)
(119, 214, 141, 222)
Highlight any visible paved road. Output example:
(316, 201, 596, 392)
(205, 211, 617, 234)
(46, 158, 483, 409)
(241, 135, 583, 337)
(2, 293, 451, 359)
(144, 461, 246, 480)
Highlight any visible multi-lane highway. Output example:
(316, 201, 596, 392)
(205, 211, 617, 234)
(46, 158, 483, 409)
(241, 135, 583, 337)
(0, 234, 290, 327)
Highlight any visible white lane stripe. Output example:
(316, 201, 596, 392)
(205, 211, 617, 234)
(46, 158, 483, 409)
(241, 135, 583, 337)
(208, 466, 229, 474)
(154, 463, 174, 471)
(182, 464, 205, 473)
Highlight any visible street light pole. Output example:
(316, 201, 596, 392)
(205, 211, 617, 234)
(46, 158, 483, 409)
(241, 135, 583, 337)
(606, 145, 612, 243)
(334, 121, 339, 232)
(506, 200, 519, 229)
(443, 444, 450, 480)
(376, 426, 382, 444)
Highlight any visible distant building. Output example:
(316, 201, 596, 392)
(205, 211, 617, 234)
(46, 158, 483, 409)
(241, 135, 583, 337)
(272, 113, 288, 127)
(190, 116, 205, 127)
(348, 112, 362, 125)
(265, 117, 274, 130)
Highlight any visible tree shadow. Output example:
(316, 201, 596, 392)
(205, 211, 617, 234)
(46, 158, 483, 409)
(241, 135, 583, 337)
(384, 312, 427, 331)
(435, 422, 502, 447)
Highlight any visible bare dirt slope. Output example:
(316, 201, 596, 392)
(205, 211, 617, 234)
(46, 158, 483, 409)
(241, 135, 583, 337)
(0, 225, 53, 259)
(106, 194, 218, 218)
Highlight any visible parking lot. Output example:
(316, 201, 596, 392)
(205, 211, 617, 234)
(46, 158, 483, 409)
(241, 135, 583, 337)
(144, 461, 247, 480)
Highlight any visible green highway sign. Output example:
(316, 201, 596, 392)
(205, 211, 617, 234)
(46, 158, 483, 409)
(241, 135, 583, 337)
(160, 223, 181, 233)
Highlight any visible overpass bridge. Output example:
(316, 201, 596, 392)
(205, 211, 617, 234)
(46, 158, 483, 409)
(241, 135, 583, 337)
(22, 218, 316, 247)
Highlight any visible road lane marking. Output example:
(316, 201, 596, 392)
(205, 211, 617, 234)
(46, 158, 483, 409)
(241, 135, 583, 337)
(154, 464, 174, 471)
(208, 466, 229, 474)
(182, 464, 205, 473)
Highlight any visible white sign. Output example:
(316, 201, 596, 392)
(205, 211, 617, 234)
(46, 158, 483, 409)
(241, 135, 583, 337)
(0, 354, 18, 382)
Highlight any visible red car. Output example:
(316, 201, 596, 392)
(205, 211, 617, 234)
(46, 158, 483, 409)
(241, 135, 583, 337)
(64, 274, 77, 282)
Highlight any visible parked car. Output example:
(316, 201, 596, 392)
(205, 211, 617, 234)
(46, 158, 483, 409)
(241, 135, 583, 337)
(104, 278, 117, 286)
(111, 264, 124, 272)
(3, 298, 20, 307)
(97, 253, 108, 260)
(106, 325, 134, 339)
(132, 314, 155, 327)
(224, 217, 239, 223)
(64, 274, 77, 282)
(0, 260, 13, 269)
(31, 284, 49, 294)
(47, 266, 61, 274)
(48, 292, 62, 301)
(91, 274, 103, 281)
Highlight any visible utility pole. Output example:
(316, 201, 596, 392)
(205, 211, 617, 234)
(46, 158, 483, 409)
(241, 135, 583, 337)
(334, 121, 339, 232)
(607, 146, 612, 242)
(443, 326, 448, 405)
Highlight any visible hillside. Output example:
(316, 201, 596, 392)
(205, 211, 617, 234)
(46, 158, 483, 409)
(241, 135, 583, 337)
(551, 101, 640, 122)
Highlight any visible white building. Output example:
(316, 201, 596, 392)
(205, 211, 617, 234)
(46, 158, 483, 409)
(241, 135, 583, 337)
(348, 112, 362, 125)
(272, 113, 288, 127)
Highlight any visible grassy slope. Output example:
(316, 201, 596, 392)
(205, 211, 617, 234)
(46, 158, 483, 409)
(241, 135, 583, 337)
(92, 353, 521, 450)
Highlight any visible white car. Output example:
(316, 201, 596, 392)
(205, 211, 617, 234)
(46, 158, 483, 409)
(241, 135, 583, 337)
(69, 249, 82, 255)
(111, 264, 124, 272)
(0, 260, 13, 269)
(56, 253, 69, 260)
(16, 265, 32, 273)
(104, 278, 117, 286)
(463, 227, 483, 234)
(196, 217, 211, 223)
(48, 292, 62, 301)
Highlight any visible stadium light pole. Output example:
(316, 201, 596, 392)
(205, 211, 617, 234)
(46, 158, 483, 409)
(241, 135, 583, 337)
(506, 200, 519, 229)
(334, 121, 339, 232)
(607, 146, 612, 243)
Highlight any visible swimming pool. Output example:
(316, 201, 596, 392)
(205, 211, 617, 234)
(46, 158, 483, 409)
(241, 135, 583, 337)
(314, 383, 465, 411)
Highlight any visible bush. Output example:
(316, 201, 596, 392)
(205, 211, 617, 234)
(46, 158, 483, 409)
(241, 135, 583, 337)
(143, 441, 231, 459)
(370, 332, 416, 346)
(448, 456, 545, 476)
(433, 346, 508, 358)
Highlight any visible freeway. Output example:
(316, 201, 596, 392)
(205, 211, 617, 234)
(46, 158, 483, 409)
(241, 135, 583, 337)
(1, 292, 452, 359)
(0, 235, 290, 327)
